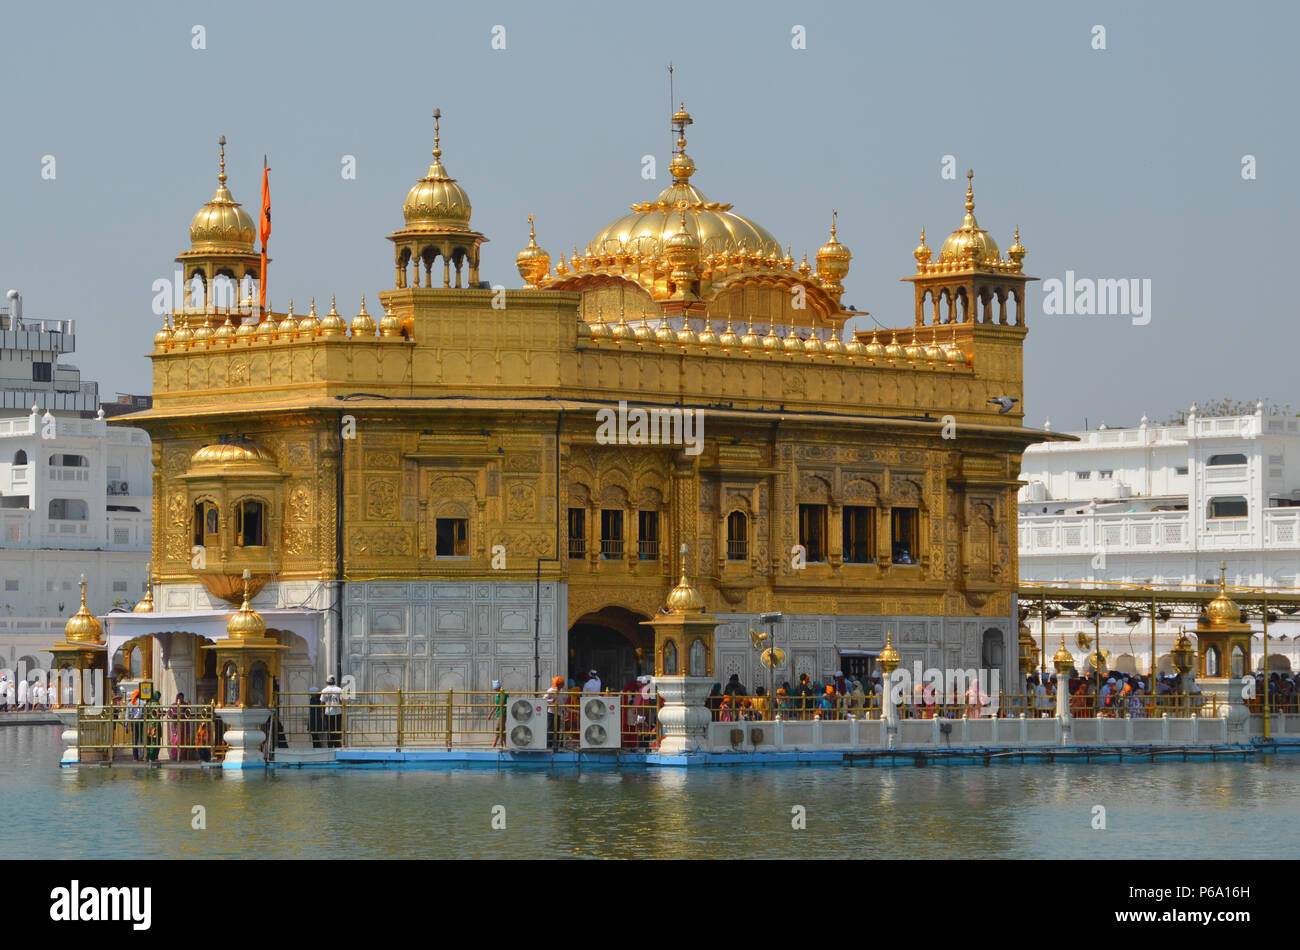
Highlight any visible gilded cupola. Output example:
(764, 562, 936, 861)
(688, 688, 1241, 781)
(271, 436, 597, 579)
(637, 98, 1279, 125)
(815, 211, 851, 304)
(939, 170, 1001, 264)
(64, 577, 104, 644)
(188, 137, 257, 253)
(516, 214, 551, 288)
(402, 110, 472, 230)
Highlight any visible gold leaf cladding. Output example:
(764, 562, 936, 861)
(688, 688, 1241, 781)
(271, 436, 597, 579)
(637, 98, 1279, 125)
(288, 486, 313, 521)
(366, 476, 399, 519)
(366, 450, 400, 469)
(287, 442, 311, 469)
(503, 452, 540, 473)
(349, 526, 414, 557)
(505, 481, 537, 520)
(285, 525, 314, 557)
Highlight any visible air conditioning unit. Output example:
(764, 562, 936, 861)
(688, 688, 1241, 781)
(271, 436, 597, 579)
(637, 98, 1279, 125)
(580, 695, 620, 750)
(114, 481, 130, 494)
(505, 696, 548, 751)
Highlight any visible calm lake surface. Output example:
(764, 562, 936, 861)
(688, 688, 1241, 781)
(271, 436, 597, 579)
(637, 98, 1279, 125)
(1, 724, 1291, 859)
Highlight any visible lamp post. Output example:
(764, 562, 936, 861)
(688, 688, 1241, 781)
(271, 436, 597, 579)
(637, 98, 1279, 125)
(759, 611, 782, 720)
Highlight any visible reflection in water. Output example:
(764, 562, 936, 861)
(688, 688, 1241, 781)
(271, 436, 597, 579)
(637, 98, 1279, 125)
(2, 725, 1297, 859)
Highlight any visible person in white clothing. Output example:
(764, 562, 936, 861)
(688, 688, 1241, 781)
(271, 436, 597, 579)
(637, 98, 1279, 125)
(582, 669, 601, 693)
(319, 675, 345, 748)
(32, 681, 45, 711)
(17, 677, 28, 711)
(0, 674, 8, 712)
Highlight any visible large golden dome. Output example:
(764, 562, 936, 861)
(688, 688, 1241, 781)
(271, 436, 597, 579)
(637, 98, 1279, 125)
(584, 106, 781, 262)
(64, 580, 104, 645)
(402, 110, 472, 230)
(939, 171, 1000, 264)
(189, 137, 257, 253)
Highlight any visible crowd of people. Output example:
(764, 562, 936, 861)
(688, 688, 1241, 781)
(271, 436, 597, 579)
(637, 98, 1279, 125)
(0, 672, 71, 711)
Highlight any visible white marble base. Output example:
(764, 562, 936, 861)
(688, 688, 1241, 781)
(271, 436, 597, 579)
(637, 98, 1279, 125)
(653, 676, 713, 755)
(216, 706, 270, 769)
(54, 708, 80, 766)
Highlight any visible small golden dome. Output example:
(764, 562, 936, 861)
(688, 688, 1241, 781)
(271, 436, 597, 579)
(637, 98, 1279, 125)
(402, 111, 472, 230)
(945, 339, 965, 367)
(697, 318, 719, 350)
(351, 296, 377, 337)
(1053, 643, 1075, 673)
(924, 327, 944, 363)
(740, 321, 761, 352)
(797, 252, 812, 280)
(783, 326, 803, 355)
(804, 332, 825, 356)
(192, 318, 214, 348)
(664, 569, 706, 614)
(516, 214, 551, 287)
(885, 331, 905, 362)
(824, 327, 847, 358)
(227, 574, 267, 641)
(64, 578, 104, 644)
(847, 332, 868, 359)
(188, 137, 257, 253)
(611, 312, 634, 343)
(719, 318, 741, 351)
(255, 313, 277, 343)
(171, 322, 194, 348)
(940, 171, 1001, 264)
(213, 317, 235, 345)
(134, 568, 155, 613)
(299, 298, 321, 336)
(588, 318, 612, 342)
(634, 313, 654, 344)
(190, 440, 277, 469)
(577, 317, 592, 342)
(655, 318, 676, 345)
(235, 317, 257, 342)
(816, 212, 852, 280)
(904, 330, 926, 363)
(277, 301, 298, 339)
(319, 295, 348, 337)
(1008, 225, 1026, 267)
(676, 320, 699, 347)
(914, 227, 931, 266)
(554, 253, 570, 277)
(762, 324, 781, 353)
(878, 629, 900, 673)
(154, 316, 174, 351)
(1205, 573, 1242, 627)
(379, 306, 403, 338)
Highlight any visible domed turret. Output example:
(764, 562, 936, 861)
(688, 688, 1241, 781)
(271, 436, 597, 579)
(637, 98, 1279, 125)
(379, 306, 403, 338)
(762, 323, 781, 355)
(1008, 225, 1027, 268)
(655, 317, 676, 346)
(719, 318, 741, 351)
(939, 171, 1001, 265)
(885, 331, 905, 362)
(188, 137, 256, 253)
(904, 330, 926, 363)
(277, 301, 298, 340)
(351, 296, 377, 337)
(319, 295, 347, 337)
(154, 315, 174, 351)
(803, 331, 825, 357)
(64, 577, 104, 644)
(516, 214, 551, 288)
(697, 317, 719, 350)
(815, 211, 851, 304)
(913, 228, 931, 268)
(402, 111, 472, 230)
(213, 316, 235, 346)
(298, 298, 321, 337)
(824, 327, 847, 358)
(782, 325, 803, 355)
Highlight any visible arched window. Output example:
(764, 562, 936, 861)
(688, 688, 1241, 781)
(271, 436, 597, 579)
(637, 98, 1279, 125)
(47, 498, 87, 521)
(1208, 453, 1247, 466)
(222, 663, 240, 706)
(249, 662, 268, 707)
(981, 628, 1005, 668)
(235, 500, 265, 547)
(662, 639, 679, 676)
(726, 511, 748, 560)
(47, 454, 88, 467)
(1230, 644, 1245, 679)
(1205, 645, 1221, 677)
(13, 450, 27, 465)
(689, 638, 708, 676)
(128, 645, 142, 678)
(194, 500, 219, 547)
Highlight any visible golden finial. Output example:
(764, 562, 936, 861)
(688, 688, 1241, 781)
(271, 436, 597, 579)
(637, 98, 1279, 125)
(432, 107, 442, 160)
(965, 169, 975, 213)
(830, 209, 839, 240)
(217, 135, 227, 185)
(528, 212, 536, 241)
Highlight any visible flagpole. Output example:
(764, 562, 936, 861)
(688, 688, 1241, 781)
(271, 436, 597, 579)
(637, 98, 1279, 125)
(259, 155, 270, 319)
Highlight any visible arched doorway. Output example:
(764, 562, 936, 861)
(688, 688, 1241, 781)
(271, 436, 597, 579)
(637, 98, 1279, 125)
(568, 606, 652, 691)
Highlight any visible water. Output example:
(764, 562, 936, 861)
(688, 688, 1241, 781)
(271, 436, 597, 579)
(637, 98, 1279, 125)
(1, 724, 1292, 859)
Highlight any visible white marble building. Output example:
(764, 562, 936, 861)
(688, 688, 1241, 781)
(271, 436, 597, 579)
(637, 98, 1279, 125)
(0, 292, 152, 674)
(1018, 404, 1300, 669)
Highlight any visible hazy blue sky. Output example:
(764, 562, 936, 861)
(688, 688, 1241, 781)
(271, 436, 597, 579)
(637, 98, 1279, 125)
(0, 0, 1291, 429)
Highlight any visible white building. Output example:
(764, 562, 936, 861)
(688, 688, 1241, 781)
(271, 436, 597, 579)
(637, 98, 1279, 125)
(1018, 403, 1300, 670)
(0, 291, 152, 674)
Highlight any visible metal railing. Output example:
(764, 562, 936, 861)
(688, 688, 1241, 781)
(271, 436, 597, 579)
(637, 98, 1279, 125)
(75, 704, 219, 763)
(273, 691, 663, 750)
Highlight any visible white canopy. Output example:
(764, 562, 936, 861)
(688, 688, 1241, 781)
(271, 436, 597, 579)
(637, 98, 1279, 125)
(101, 609, 323, 670)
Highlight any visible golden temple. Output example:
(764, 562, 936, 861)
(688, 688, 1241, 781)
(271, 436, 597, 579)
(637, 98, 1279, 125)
(106, 101, 1053, 700)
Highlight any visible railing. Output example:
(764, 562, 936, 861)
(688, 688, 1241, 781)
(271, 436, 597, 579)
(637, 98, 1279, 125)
(567, 539, 585, 558)
(274, 690, 662, 750)
(599, 538, 623, 558)
(1019, 510, 1193, 555)
(75, 704, 219, 763)
(637, 539, 659, 560)
(49, 466, 90, 482)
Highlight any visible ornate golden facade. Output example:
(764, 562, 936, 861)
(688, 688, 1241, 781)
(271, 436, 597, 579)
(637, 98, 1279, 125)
(122, 104, 1051, 692)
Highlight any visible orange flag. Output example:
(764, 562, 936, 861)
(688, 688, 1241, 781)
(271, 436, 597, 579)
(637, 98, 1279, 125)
(259, 157, 271, 313)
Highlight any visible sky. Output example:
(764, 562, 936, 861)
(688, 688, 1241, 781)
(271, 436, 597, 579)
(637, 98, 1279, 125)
(0, 0, 1292, 430)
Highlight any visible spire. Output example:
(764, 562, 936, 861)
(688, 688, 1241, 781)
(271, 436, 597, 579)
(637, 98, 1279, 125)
(218, 135, 228, 186)
(432, 107, 442, 161)
(965, 169, 974, 212)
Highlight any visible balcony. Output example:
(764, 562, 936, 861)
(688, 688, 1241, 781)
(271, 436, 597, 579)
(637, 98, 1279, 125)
(49, 466, 90, 482)
(1019, 511, 1193, 556)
